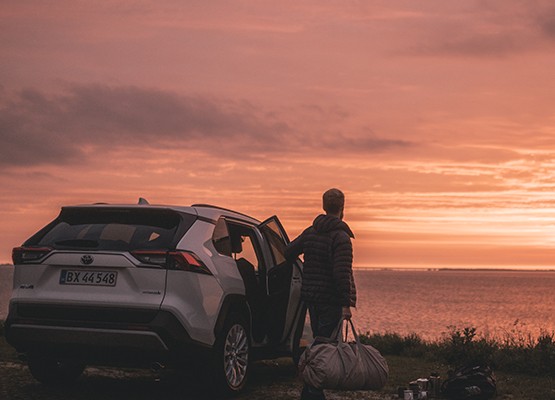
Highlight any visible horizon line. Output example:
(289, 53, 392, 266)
(1, 263, 555, 272)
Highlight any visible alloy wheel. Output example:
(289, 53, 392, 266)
(223, 323, 249, 388)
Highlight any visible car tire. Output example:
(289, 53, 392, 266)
(210, 312, 250, 396)
(27, 355, 85, 385)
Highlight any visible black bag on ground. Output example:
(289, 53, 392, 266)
(441, 364, 496, 399)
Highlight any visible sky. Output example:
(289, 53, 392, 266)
(2, 0, 555, 268)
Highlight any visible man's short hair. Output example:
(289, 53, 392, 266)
(323, 188, 345, 214)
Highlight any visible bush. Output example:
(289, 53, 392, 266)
(361, 325, 555, 377)
(497, 330, 555, 376)
(360, 331, 428, 357)
(439, 326, 497, 368)
(534, 331, 555, 375)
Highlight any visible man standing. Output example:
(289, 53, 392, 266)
(285, 188, 356, 400)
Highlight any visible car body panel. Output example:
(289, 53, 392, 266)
(11, 252, 167, 310)
(161, 271, 223, 345)
(176, 218, 245, 295)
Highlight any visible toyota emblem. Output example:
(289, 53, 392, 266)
(81, 255, 94, 265)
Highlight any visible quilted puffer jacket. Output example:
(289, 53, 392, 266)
(285, 214, 356, 307)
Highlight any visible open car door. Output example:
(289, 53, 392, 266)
(259, 216, 303, 344)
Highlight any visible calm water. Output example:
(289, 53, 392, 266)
(353, 269, 555, 340)
(1, 266, 554, 341)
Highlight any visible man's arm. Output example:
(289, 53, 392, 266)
(285, 231, 305, 263)
(331, 231, 354, 311)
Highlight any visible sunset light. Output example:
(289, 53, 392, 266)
(3, 4, 555, 399)
(2, 1, 555, 269)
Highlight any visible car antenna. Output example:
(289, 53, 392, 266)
(138, 197, 150, 205)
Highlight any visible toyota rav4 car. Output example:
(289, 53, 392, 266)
(5, 201, 306, 395)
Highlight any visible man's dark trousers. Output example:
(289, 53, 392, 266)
(301, 303, 343, 400)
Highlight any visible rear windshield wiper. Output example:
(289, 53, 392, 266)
(54, 239, 99, 248)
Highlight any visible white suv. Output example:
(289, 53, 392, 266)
(5, 201, 305, 395)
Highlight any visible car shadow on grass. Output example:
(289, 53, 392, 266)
(3, 358, 302, 400)
(4, 358, 390, 400)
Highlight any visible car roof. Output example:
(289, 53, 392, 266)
(191, 204, 261, 224)
(64, 202, 261, 225)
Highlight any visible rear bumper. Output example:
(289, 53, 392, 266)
(7, 324, 168, 351)
(5, 302, 210, 366)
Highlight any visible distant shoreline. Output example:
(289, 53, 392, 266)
(2, 263, 555, 272)
(354, 266, 555, 272)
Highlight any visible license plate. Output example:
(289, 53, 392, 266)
(60, 270, 118, 287)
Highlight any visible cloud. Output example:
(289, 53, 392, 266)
(423, 35, 526, 58)
(0, 84, 286, 167)
(400, 1, 555, 58)
(537, 8, 555, 39)
(0, 84, 411, 168)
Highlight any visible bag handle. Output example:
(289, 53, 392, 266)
(331, 317, 360, 344)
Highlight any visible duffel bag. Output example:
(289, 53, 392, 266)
(298, 318, 389, 391)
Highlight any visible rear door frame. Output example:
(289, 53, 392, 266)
(258, 216, 304, 344)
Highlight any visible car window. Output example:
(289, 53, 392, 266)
(227, 222, 265, 274)
(260, 219, 287, 266)
(28, 208, 194, 251)
(235, 235, 259, 272)
(212, 217, 232, 256)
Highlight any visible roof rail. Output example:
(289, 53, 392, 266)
(191, 204, 253, 220)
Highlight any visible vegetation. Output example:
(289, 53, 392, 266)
(1, 320, 554, 399)
(357, 324, 555, 398)
(360, 323, 555, 376)
(0, 320, 19, 362)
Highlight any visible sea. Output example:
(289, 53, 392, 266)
(1, 265, 554, 341)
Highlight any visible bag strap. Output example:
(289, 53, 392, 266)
(331, 317, 360, 343)
(347, 318, 360, 343)
(330, 317, 345, 341)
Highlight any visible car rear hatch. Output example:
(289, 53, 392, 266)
(10, 206, 197, 317)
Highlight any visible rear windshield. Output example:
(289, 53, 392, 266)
(25, 207, 196, 251)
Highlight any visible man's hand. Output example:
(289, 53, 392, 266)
(342, 306, 352, 320)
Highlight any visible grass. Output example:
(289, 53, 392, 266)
(360, 323, 555, 377)
(382, 356, 555, 399)
(0, 320, 18, 362)
(360, 324, 555, 399)
(2, 320, 555, 399)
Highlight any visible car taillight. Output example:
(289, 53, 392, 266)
(131, 250, 212, 275)
(131, 250, 168, 266)
(12, 247, 52, 264)
(168, 251, 212, 275)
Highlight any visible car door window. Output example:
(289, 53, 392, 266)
(212, 217, 232, 256)
(260, 218, 288, 267)
(223, 221, 266, 273)
(234, 234, 260, 272)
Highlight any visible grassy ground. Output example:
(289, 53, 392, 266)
(1, 333, 554, 399)
(382, 355, 555, 400)
(0, 330, 385, 400)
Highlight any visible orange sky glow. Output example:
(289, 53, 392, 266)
(2, 1, 555, 268)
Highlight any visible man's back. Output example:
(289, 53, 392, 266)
(286, 213, 356, 307)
